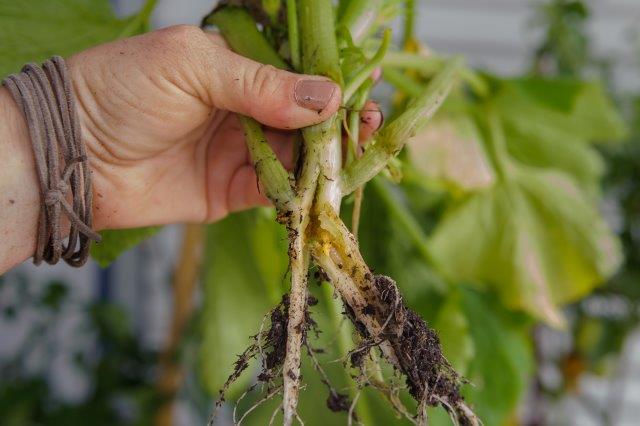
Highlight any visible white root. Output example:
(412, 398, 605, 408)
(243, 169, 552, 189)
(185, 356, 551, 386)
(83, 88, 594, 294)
(282, 228, 309, 426)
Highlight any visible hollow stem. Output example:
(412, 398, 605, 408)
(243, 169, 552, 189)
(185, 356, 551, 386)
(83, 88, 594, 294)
(299, 0, 344, 210)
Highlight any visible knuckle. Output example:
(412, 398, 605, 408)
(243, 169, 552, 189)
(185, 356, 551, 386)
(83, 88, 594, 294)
(247, 64, 286, 102)
(244, 64, 292, 123)
(155, 25, 203, 49)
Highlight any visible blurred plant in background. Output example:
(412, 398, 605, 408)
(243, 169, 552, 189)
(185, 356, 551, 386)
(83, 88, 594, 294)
(0, 0, 637, 425)
(0, 276, 162, 425)
(526, 1, 640, 423)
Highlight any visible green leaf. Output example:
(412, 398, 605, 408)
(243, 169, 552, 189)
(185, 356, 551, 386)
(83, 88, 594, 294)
(429, 165, 621, 326)
(459, 289, 533, 425)
(199, 209, 288, 397)
(503, 119, 605, 193)
(495, 77, 628, 143)
(429, 112, 622, 326)
(0, 0, 156, 78)
(433, 292, 474, 375)
(90, 227, 161, 267)
(506, 76, 585, 112)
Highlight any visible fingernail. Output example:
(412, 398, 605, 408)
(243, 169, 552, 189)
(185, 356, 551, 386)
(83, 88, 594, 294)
(294, 80, 337, 112)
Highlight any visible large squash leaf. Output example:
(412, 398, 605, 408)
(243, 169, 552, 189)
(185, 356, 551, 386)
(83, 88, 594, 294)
(503, 119, 605, 194)
(429, 114, 622, 326)
(490, 77, 625, 193)
(0, 0, 155, 78)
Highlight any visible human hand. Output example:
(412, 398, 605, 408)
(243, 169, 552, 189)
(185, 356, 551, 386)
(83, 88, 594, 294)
(68, 25, 382, 230)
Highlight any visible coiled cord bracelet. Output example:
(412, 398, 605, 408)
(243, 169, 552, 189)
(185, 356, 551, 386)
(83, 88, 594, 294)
(2, 56, 101, 266)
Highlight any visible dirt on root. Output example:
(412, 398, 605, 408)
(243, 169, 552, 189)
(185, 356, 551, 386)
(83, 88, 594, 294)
(218, 292, 319, 402)
(351, 275, 469, 420)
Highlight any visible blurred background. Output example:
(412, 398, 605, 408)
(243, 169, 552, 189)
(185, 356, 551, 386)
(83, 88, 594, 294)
(1, 0, 639, 425)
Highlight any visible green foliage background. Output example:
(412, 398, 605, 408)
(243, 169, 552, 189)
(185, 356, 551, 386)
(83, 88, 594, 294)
(0, 0, 635, 424)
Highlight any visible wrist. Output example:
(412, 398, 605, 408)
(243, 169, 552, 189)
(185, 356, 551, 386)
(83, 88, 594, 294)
(0, 87, 40, 271)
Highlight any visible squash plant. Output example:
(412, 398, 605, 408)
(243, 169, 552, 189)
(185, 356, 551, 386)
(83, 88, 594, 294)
(0, 0, 627, 424)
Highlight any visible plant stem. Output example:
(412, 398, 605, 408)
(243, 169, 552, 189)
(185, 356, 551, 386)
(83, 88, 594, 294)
(381, 52, 489, 96)
(341, 58, 462, 196)
(343, 28, 392, 103)
(298, 0, 343, 83)
(239, 116, 295, 211)
(204, 6, 288, 70)
(346, 83, 372, 237)
(282, 222, 309, 426)
(403, 0, 416, 48)
(382, 67, 423, 97)
(281, 3, 345, 422)
(286, 0, 300, 70)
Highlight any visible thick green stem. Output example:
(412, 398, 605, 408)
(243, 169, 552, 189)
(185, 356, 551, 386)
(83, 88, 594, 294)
(298, 0, 344, 210)
(279, 2, 345, 423)
(341, 58, 462, 196)
(239, 116, 295, 211)
(205, 9, 295, 212)
(298, 0, 343, 83)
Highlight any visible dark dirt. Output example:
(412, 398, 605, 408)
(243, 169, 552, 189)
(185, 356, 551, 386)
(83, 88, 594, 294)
(215, 274, 471, 422)
(218, 292, 320, 400)
(326, 391, 351, 413)
(349, 275, 469, 419)
(263, 295, 289, 374)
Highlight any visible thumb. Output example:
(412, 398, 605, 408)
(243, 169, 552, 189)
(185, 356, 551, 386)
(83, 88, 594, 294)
(200, 36, 342, 129)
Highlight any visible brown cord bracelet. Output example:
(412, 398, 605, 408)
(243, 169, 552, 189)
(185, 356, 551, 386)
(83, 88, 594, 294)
(2, 56, 101, 267)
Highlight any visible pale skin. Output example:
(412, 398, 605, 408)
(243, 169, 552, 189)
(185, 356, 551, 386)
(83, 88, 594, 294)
(0, 25, 382, 274)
